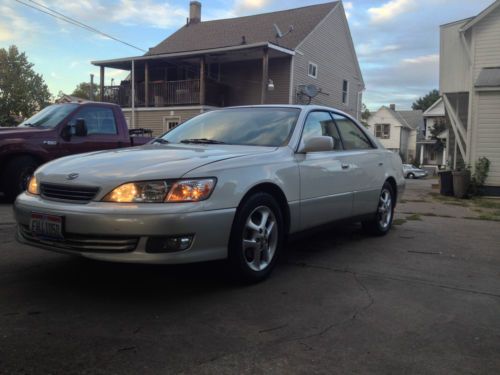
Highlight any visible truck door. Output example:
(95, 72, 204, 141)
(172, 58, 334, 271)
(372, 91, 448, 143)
(60, 105, 124, 156)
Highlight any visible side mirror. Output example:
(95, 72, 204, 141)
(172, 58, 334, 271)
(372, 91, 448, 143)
(74, 118, 88, 137)
(301, 136, 334, 153)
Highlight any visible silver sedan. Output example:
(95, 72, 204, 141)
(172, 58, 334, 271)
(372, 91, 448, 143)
(14, 106, 405, 282)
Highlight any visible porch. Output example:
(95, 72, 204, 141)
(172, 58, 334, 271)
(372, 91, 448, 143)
(92, 43, 294, 117)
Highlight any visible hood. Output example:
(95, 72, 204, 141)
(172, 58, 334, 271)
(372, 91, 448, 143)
(0, 126, 50, 138)
(37, 143, 275, 188)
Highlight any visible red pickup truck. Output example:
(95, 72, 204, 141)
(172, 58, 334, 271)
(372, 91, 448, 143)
(0, 102, 152, 201)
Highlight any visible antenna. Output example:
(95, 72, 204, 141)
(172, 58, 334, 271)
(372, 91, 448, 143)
(273, 23, 294, 39)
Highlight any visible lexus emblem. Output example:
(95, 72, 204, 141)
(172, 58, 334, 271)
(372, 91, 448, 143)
(66, 173, 79, 181)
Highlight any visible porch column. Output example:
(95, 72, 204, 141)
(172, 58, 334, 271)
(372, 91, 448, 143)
(261, 47, 269, 104)
(420, 145, 424, 165)
(131, 60, 135, 129)
(144, 62, 149, 107)
(200, 56, 206, 106)
(99, 66, 104, 102)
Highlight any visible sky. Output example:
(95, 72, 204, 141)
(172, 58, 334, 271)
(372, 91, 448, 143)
(0, 0, 496, 110)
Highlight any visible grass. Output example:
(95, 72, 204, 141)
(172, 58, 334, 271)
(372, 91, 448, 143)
(472, 198, 500, 210)
(393, 219, 407, 226)
(406, 214, 422, 221)
(464, 215, 500, 222)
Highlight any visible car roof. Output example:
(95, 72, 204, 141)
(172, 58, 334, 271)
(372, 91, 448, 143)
(214, 105, 357, 120)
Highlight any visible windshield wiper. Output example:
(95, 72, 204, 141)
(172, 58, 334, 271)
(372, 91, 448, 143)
(180, 138, 225, 144)
(21, 123, 37, 127)
(151, 138, 169, 144)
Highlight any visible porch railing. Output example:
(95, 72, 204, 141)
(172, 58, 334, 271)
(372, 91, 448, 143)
(103, 79, 225, 107)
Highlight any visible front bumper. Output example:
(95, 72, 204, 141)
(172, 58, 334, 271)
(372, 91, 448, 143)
(14, 193, 236, 264)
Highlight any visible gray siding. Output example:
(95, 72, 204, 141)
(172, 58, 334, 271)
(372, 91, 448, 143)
(475, 91, 500, 186)
(292, 3, 363, 117)
(473, 5, 500, 79)
(123, 107, 207, 136)
(440, 20, 471, 93)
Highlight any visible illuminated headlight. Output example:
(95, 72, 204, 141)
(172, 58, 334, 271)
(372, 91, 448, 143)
(102, 178, 216, 203)
(103, 181, 171, 203)
(166, 179, 216, 202)
(27, 176, 39, 195)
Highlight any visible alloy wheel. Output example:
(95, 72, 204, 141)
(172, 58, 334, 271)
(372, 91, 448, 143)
(377, 189, 393, 229)
(242, 206, 278, 272)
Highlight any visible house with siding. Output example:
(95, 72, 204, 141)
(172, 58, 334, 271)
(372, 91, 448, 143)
(440, 0, 500, 194)
(366, 104, 423, 163)
(419, 97, 448, 169)
(91, 1, 364, 135)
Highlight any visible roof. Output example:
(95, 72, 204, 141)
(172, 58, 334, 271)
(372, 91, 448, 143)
(148, 2, 339, 55)
(423, 97, 445, 117)
(379, 106, 423, 130)
(475, 67, 500, 87)
(460, 0, 500, 32)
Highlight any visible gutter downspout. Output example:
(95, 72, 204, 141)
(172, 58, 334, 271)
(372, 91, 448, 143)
(131, 60, 135, 129)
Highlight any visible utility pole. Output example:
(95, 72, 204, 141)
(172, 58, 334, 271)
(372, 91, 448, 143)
(90, 74, 94, 101)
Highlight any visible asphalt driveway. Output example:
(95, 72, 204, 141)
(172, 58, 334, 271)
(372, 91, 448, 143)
(0, 180, 499, 374)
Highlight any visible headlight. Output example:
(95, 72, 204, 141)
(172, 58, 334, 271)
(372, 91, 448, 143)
(166, 179, 216, 202)
(27, 176, 39, 195)
(102, 178, 216, 203)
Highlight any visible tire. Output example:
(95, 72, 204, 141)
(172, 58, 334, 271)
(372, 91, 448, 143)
(228, 192, 285, 283)
(1, 156, 40, 202)
(407, 173, 415, 179)
(362, 182, 395, 236)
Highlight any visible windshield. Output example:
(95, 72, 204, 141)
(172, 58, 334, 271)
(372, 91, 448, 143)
(19, 104, 79, 129)
(162, 108, 300, 147)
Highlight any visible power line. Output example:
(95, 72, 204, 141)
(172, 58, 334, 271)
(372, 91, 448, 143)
(14, 0, 146, 52)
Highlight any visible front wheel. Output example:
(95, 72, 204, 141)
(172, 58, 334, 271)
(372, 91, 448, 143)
(362, 182, 395, 236)
(1, 156, 40, 202)
(407, 173, 415, 179)
(228, 193, 284, 283)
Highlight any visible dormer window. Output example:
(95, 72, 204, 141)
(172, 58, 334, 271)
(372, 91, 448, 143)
(308, 62, 318, 79)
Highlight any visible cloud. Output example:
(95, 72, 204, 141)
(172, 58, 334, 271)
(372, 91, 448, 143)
(344, 1, 353, 19)
(368, 0, 418, 24)
(0, 2, 40, 43)
(233, 0, 273, 15)
(403, 54, 439, 64)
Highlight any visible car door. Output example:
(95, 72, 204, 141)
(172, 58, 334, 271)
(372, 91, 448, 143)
(332, 112, 386, 216)
(297, 111, 355, 230)
(60, 106, 124, 156)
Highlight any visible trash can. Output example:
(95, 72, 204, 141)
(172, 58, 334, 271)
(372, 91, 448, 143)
(452, 170, 470, 199)
(438, 170, 454, 196)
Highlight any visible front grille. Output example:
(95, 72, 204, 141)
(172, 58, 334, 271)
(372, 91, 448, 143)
(19, 225, 138, 253)
(40, 183, 99, 203)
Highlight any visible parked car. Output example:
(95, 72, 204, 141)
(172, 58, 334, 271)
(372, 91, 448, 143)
(14, 106, 405, 282)
(403, 164, 428, 179)
(0, 102, 152, 201)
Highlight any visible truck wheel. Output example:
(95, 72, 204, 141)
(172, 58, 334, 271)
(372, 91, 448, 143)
(1, 156, 40, 202)
(227, 192, 284, 283)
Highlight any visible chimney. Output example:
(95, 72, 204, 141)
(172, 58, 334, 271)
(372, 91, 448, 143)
(189, 1, 201, 24)
(389, 104, 396, 110)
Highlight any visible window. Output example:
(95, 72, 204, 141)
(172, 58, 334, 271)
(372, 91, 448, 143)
(332, 113, 373, 150)
(375, 124, 390, 139)
(163, 116, 181, 132)
(342, 80, 349, 105)
(308, 62, 318, 79)
(302, 111, 343, 151)
(72, 106, 117, 135)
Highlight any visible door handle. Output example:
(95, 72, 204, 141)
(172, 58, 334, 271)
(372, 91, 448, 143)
(341, 163, 350, 169)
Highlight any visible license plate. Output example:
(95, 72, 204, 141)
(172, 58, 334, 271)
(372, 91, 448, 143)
(30, 213, 64, 240)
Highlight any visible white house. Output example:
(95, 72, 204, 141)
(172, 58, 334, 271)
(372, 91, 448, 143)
(367, 104, 423, 163)
(440, 0, 500, 194)
(418, 97, 448, 168)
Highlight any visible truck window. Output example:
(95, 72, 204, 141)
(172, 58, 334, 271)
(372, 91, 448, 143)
(72, 107, 118, 135)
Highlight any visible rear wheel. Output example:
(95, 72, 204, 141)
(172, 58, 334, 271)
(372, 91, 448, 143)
(228, 192, 284, 283)
(407, 173, 415, 179)
(362, 182, 395, 236)
(1, 156, 40, 202)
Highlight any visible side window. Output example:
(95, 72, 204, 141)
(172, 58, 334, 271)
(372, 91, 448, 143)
(72, 107, 118, 135)
(332, 113, 373, 150)
(308, 62, 318, 79)
(302, 111, 343, 151)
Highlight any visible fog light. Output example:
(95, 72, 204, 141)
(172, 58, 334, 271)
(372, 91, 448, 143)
(146, 235, 194, 253)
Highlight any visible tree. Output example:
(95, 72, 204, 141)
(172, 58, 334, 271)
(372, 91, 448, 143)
(0, 45, 51, 126)
(70, 82, 100, 100)
(360, 103, 371, 128)
(412, 89, 440, 112)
